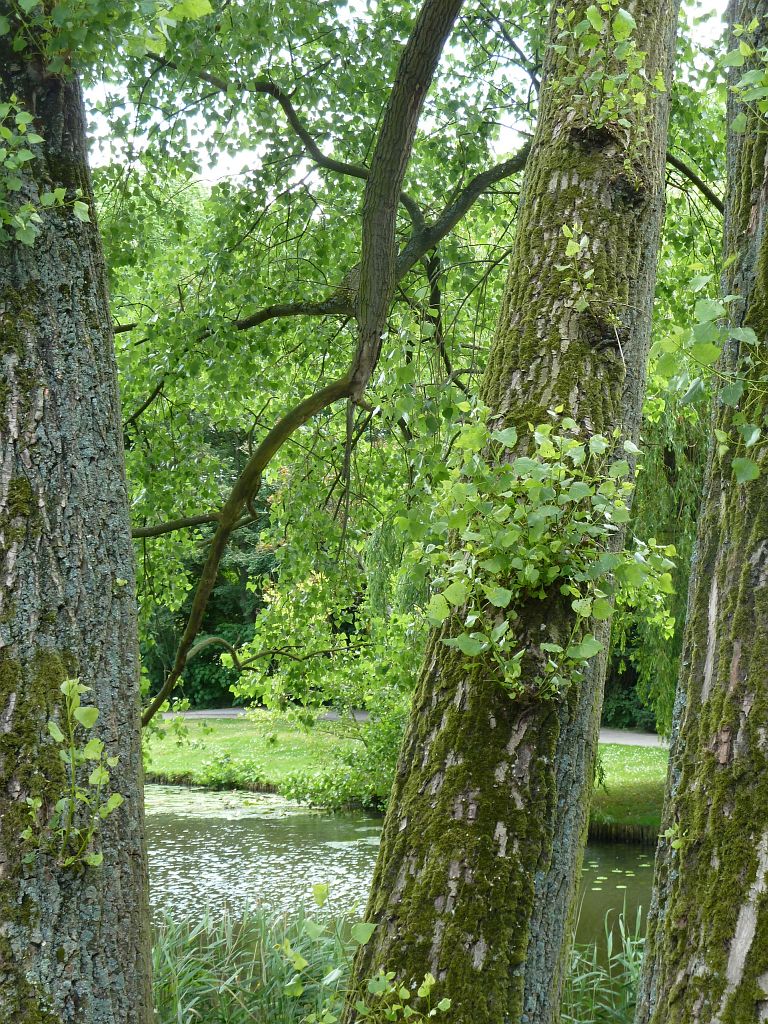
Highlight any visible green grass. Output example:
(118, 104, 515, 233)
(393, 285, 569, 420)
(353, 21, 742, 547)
(145, 712, 358, 789)
(591, 744, 669, 830)
(146, 716, 669, 829)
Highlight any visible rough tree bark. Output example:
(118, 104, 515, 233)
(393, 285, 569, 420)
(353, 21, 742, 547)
(637, 3, 768, 1021)
(345, 3, 678, 1022)
(0, 21, 153, 1024)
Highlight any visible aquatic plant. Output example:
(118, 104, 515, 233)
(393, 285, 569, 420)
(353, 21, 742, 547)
(152, 905, 645, 1023)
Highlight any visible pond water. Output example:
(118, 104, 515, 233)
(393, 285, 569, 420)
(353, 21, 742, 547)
(145, 785, 654, 948)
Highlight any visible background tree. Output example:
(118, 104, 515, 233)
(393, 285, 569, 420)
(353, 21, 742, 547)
(344, 2, 679, 1022)
(637, 1, 768, 1019)
(0, 5, 154, 1021)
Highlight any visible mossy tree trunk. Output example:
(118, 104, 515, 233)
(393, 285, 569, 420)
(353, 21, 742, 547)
(345, 3, 678, 1022)
(0, 25, 153, 1024)
(637, 3, 768, 1021)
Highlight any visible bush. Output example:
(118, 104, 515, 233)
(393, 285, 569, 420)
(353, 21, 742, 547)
(281, 691, 409, 811)
(601, 666, 657, 733)
(196, 752, 268, 789)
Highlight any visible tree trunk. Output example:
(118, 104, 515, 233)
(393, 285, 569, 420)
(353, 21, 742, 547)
(637, 3, 768, 1021)
(346, 3, 678, 1022)
(0, 30, 153, 1024)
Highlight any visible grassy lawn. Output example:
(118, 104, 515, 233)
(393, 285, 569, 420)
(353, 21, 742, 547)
(144, 712, 358, 788)
(145, 715, 669, 829)
(591, 743, 669, 830)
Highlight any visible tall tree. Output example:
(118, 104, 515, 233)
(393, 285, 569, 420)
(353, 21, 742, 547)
(138, 0, 477, 727)
(345, 2, 678, 1022)
(637, 2, 768, 1020)
(0, 9, 152, 1022)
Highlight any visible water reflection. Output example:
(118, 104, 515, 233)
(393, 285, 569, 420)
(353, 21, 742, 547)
(145, 785, 654, 946)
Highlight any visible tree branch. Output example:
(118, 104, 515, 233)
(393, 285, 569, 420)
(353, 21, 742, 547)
(154, 58, 425, 230)
(666, 151, 724, 215)
(131, 513, 219, 539)
(123, 378, 165, 431)
(349, 0, 467, 399)
(185, 633, 372, 671)
(141, 374, 352, 725)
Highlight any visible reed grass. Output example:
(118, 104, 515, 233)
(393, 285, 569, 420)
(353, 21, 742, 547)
(152, 905, 645, 1023)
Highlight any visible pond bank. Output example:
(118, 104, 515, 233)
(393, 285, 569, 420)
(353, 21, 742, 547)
(145, 772, 661, 844)
(144, 785, 654, 949)
(144, 715, 668, 841)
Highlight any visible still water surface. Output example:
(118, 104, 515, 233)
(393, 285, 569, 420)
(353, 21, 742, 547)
(145, 785, 653, 946)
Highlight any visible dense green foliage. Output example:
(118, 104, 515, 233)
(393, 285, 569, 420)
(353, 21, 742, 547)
(76, 1, 712, 737)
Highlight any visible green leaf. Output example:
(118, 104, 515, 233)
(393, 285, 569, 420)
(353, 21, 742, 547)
(104, 792, 124, 813)
(608, 459, 630, 479)
(452, 633, 486, 656)
(731, 112, 748, 134)
(720, 379, 745, 407)
(303, 920, 326, 940)
(15, 225, 36, 246)
(88, 765, 109, 786)
(740, 423, 761, 447)
(442, 580, 468, 607)
(0, 16, 10, 35)
(694, 298, 725, 323)
(72, 200, 90, 223)
(426, 593, 450, 624)
(82, 737, 104, 760)
(567, 481, 592, 501)
(73, 706, 99, 729)
(681, 377, 706, 405)
(566, 635, 603, 660)
(83, 851, 104, 867)
(483, 584, 512, 608)
(492, 426, 518, 448)
(47, 720, 65, 743)
(689, 274, 712, 293)
(729, 327, 758, 345)
(350, 922, 377, 946)
(690, 342, 722, 365)
(722, 48, 746, 68)
(571, 597, 592, 617)
(312, 882, 329, 908)
(592, 597, 613, 620)
(733, 457, 760, 483)
(169, 0, 213, 18)
(589, 434, 608, 454)
(18, 0, 41, 11)
(585, 5, 603, 31)
(612, 8, 636, 41)
(658, 573, 675, 595)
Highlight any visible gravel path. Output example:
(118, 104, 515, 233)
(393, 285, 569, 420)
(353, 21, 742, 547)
(162, 708, 668, 746)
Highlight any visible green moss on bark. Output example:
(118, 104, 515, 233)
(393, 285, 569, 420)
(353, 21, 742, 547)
(639, 23, 768, 1014)
(0, 650, 72, 1023)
